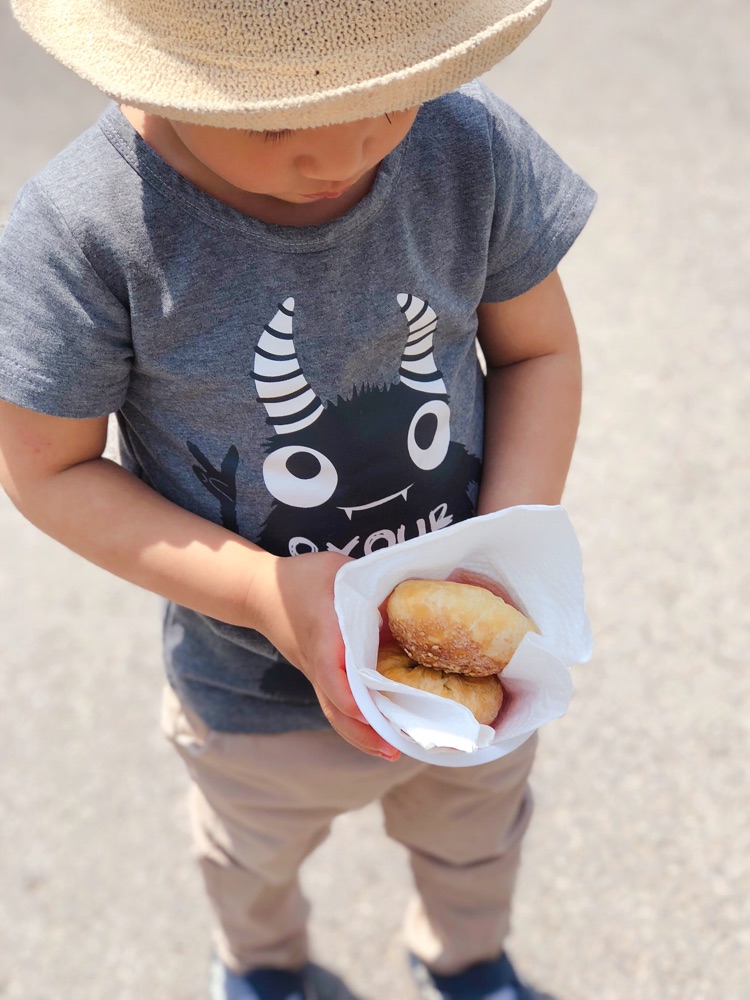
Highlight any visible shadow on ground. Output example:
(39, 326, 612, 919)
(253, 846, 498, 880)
(308, 963, 365, 1000)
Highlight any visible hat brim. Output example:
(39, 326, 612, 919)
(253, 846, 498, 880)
(13, 0, 552, 129)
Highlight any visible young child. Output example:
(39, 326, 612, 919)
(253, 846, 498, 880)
(0, 2, 595, 998)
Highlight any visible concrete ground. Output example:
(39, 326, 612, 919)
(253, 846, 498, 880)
(1, 1, 748, 998)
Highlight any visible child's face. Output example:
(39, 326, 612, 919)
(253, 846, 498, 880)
(168, 107, 419, 206)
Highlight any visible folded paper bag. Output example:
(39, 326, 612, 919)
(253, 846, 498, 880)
(333, 505, 593, 767)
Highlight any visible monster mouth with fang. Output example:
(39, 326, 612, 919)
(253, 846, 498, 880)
(339, 484, 413, 520)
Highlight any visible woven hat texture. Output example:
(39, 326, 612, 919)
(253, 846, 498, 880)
(12, 0, 553, 130)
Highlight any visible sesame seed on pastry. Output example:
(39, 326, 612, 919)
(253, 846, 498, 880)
(386, 579, 537, 677)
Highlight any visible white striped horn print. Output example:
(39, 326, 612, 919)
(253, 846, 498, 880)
(253, 297, 325, 434)
(397, 294, 447, 395)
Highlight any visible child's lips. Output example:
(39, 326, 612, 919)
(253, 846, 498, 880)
(302, 184, 353, 200)
(303, 191, 346, 200)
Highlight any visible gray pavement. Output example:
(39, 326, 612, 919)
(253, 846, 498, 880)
(1, 2, 749, 998)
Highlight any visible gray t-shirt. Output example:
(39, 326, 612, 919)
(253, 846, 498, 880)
(0, 82, 596, 733)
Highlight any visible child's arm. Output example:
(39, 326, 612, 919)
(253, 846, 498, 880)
(0, 403, 398, 760)
(476, 268, 582, 513)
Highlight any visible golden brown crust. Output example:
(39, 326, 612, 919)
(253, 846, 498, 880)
(375, 640, 417, 672)
(376, 644, 503, 725)
(386, 579, 536, 677)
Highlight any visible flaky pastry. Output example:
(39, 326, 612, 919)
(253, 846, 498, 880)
(376, 642, 503, 725)
(386, 579, 536, 677)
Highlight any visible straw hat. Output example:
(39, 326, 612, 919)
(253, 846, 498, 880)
(12, 0, 553, 130)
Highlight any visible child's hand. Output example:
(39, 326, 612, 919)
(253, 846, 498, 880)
(254, 551, 400, 762)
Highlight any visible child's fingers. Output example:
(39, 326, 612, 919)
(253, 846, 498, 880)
(326, 706, 400, 760)
(317, 692, 399, 760)
(327, 671, 367, 724)
(310, 645, 368, 725)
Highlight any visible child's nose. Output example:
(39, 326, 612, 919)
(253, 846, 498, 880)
(295, 143, 368, 184)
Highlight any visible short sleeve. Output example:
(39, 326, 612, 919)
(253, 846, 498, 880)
(0, 178, 132, 418)
(479, 89, 597, 302)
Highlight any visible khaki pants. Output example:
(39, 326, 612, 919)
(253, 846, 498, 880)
(161, 684, 537, 977)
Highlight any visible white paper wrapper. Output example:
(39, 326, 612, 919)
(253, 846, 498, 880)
(334, 505, 593, 767)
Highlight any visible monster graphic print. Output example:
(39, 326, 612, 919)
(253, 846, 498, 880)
(191, 294, 482, 558)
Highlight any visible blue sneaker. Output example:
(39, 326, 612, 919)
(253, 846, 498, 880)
(409, 952, 538, 1000)
(209, 955, 317, 1000)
